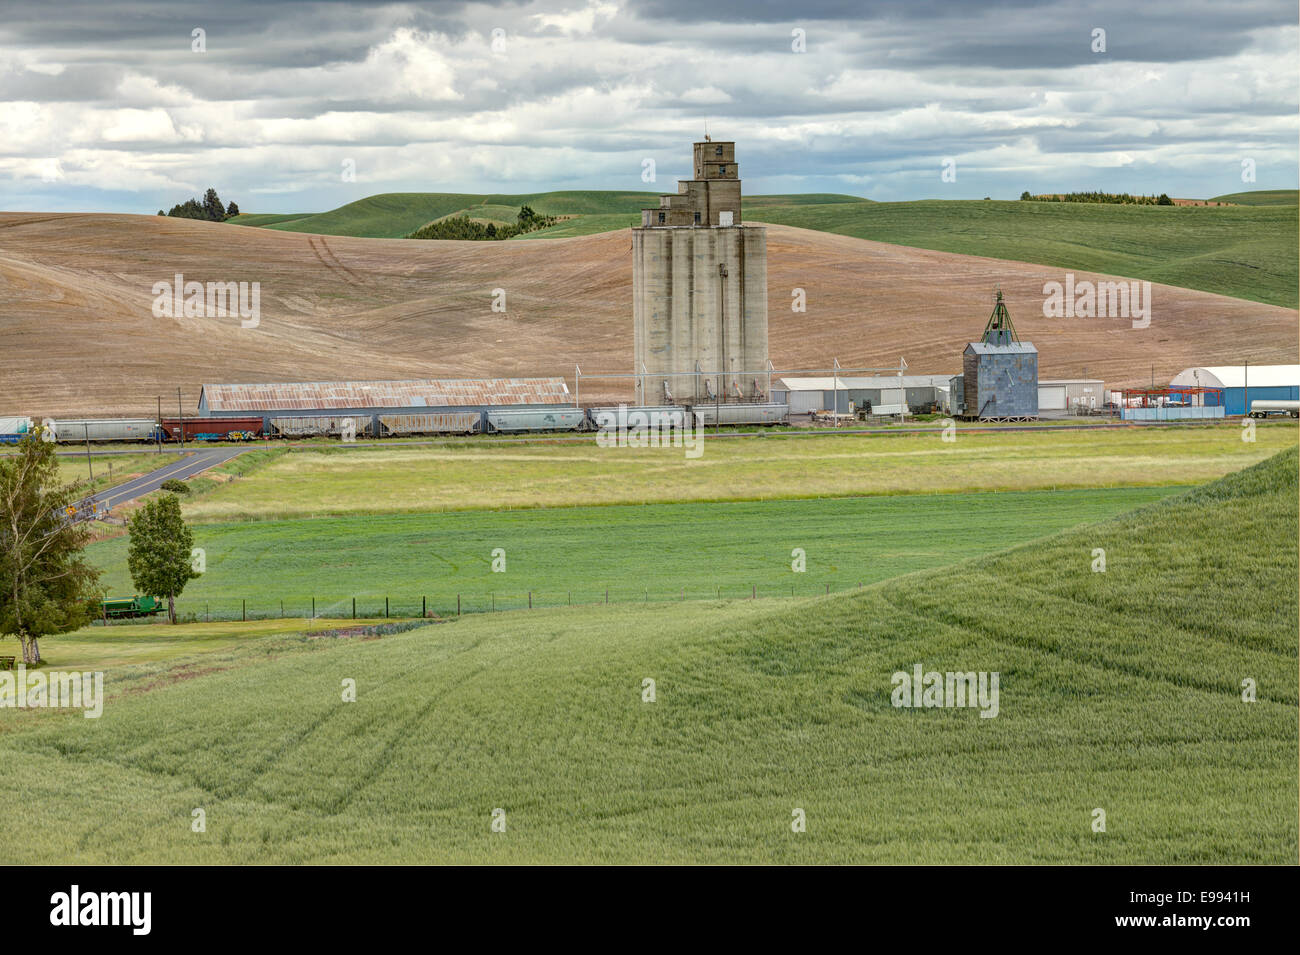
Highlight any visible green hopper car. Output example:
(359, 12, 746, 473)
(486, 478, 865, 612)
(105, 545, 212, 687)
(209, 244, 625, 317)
(101, 595, 166, 619)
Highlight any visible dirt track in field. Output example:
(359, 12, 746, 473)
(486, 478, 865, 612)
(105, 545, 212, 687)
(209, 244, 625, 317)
(0, 212, 1294, 417)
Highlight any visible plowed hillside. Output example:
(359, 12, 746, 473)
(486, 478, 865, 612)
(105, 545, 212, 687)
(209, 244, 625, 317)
(0, 212, 1294, 417)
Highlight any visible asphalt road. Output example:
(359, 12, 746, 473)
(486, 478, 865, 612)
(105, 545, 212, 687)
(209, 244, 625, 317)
(90, 447, 247, 512)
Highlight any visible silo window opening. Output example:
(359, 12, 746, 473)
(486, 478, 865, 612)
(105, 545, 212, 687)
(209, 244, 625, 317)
(715, 145, 723, 156)
(718, 165, 726, 175)
(658, 211, 665, 224)
(694, 212, 701, 225)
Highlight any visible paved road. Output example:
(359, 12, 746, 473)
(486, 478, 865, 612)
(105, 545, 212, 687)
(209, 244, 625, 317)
(88, 447, 247, 513)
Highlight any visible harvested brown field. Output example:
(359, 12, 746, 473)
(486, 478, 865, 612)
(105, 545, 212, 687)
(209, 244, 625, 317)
(1, 212, 1294, 417)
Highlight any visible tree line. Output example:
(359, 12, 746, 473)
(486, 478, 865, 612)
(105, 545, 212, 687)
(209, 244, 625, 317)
(157, 187, 240, 220)
(407, 205, 557, 241)
(1019, 191, 1174, 206)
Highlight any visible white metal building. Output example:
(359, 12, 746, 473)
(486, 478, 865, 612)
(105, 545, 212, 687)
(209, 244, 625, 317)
(1037, 378, 1106, 413)
(772, 375, 953, 415)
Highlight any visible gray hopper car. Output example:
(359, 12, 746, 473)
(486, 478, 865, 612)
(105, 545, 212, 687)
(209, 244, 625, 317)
(379, 413, 482, 436)
(487, 409, 587, 433)
(688, 403, 789, 426)
(270, 416, 371, 438)
(49, 418, 163, 442)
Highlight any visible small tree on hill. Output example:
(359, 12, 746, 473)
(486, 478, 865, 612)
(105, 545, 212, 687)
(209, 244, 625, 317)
(0, 429, 102, 663)
(225, 200, 240, 218)
(126, 494, 200, 624)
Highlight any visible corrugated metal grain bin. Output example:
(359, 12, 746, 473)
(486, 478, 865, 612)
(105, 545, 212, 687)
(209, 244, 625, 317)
(49, 418, 159, 442)
(379, 413, 482, 435)
(486, 409, 587, 432)
(690, 403, 789, 426)
(270, 416, 371, 438)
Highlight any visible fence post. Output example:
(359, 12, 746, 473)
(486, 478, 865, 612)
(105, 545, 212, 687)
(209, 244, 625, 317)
(605, 589, 608, 604)
(242, 599, 246, 622)
(457, 594, 460, 616)
(825, 584, 829, 596)
(568, 591, 571, 606)
(528, 591, 532, 609)
(352, 597, 356, 619)
(312, 596, 315, 618)
(385, 597, 389, 618)
(752, 584, 756, 600)
(280, 600, 283, 618)
(492, 593, 495, 612)
(425, 595, 428, 618)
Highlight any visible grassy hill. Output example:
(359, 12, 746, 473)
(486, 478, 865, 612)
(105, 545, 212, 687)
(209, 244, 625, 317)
(1209, 189, 1300, 206)
(1, 448, 1293, 862)
(231, 191, 665, 239)
(749, 198, 1299, 308)
(233, 191, 1297, 307)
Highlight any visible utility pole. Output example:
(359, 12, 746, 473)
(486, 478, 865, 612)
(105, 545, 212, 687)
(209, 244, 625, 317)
(84, 423, 93, 483)
(156, 395, 162, 452)
(177, 387, 185, 449)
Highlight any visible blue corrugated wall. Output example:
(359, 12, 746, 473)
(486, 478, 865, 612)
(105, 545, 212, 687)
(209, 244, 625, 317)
(1225, 385, 1299, 416)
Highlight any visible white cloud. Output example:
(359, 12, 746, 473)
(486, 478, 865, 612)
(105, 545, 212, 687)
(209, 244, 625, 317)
(533, 1, 619, 36)
(680, 86, 733, 104)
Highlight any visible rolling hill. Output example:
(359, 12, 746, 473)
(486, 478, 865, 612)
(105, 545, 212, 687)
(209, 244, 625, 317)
(1, 211, 1295, 418)
(229, 191, 872, 239)
(1, 448, 1293, 862)
(231, 191, 1298, 308)
(1209, 189, 1300, 206)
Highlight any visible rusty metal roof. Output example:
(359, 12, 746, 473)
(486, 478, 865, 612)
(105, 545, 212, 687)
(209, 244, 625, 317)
(201, 378, 572, 412)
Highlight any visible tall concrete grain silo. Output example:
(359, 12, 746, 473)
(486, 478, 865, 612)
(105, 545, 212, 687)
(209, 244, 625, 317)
(632, 139, 769, 405)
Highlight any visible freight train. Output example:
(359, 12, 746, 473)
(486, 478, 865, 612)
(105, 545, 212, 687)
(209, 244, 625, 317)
(0, 403, 791, 443)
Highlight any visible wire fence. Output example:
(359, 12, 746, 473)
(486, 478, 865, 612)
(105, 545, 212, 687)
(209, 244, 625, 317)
(91, 582, 865, 625)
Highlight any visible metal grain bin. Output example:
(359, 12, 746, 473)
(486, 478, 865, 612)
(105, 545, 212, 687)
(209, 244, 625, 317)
(689, 403, 789, 426)
(486, 409, 587, 432)
(379, 413, 482, 436)
(49, 418, 160, 442)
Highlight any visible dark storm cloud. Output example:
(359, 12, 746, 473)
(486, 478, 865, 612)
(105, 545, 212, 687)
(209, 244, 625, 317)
(0, 0, 1294, 209)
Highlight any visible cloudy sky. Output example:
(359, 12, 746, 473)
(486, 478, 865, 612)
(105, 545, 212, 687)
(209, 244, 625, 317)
(1, 0, 1296, 213)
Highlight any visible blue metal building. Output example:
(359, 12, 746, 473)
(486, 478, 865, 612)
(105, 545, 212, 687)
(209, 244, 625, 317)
(1168, 366, 1300, 416)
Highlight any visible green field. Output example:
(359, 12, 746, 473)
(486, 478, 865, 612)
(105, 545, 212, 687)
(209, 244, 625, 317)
(84, 485, 1182, 620)
(1209, 189, 1300, 206)
(176, 426, 1294, 522)
(232, 189, 1298, 307)
(748, 198, 1299, 308)
(230, 191, 661, 239)
(1, 448, 1293, 863)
